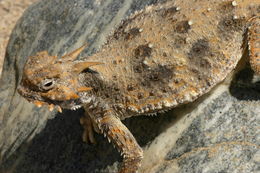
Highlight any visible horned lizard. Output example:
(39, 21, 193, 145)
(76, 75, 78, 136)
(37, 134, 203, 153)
(18, 0, 259, 172)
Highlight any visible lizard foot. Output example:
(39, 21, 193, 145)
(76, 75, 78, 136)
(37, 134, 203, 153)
(80, 112, 100, 144)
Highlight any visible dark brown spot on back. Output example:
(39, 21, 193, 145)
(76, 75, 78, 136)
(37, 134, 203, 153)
(133, 65, 143, 73)
(175, 21, 191, 33)
(188, 39, 210, 58)
(162, 7, 178, 18)
(146, 65, 174, 82)
(188, 39, 215, 69)
(220, 17, 245, 31)
(134, 44, 152, 58)
(218, 16, 246, 39)
(132, 44, 153, 74)
(127, 84, 135, 91)
(137, 92, 144, 99)
(125, 27, 141, 40)
(149, 92, 155, 96)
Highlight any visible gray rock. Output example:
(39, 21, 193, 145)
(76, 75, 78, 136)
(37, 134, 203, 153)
(0, 0, 259, 173)
(141, 82, 260, 173)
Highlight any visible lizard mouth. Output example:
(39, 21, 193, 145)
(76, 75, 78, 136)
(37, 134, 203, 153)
(24, 97, 83, 113)
(17, 85, 57, 111)
(18, 85, 83, 113)
(32, 100, 63, 112)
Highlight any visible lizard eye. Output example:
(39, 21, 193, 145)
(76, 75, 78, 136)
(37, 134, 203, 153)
(41, 79, 55, 90)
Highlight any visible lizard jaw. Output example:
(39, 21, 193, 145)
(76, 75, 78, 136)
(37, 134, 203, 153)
(32, 100, 63, 113)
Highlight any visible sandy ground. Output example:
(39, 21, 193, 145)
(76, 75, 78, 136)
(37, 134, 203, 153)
(0, 0, 38, 76)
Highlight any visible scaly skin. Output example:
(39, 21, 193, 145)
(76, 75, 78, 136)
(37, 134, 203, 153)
(18, 0, 259, 172)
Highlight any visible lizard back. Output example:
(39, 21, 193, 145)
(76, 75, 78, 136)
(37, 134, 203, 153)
(83, 0, 259, 118)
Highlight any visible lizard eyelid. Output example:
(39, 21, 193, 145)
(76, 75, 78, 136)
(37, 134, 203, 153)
(41, 78, 56, 91)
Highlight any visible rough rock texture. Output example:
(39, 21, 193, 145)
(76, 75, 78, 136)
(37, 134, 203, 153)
(141, 82, 260, 173)
(0, 0, 259, 173)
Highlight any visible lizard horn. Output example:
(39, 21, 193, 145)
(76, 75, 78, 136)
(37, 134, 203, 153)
(62, 44, 88, 61)
(73, 62, 103, 74)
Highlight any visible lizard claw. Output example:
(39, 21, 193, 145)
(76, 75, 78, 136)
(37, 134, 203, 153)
(80, 114, 98, 144)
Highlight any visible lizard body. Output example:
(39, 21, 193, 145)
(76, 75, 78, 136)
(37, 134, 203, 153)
(18, 0, 260, 172)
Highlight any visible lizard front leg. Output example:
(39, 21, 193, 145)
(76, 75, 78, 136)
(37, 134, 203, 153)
(93, 112, 143, 173)
(248, 16, 260, 75)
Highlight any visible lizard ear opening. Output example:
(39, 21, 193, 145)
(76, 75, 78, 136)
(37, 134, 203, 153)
(62, 44, 88, 61)
(72, 62, 103, 74)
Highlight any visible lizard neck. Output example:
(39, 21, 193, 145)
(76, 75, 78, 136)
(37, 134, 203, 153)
(78, 69, 135, 119)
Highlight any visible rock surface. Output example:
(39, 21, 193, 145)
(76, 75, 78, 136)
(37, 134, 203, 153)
(0, 0, 37, 76)
(0, 0, 259, 173)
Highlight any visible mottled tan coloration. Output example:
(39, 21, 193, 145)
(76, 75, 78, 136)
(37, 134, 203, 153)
(89, 0, 259, 117)
(18, 0, 259, 173)
(248, 16, 260, 74)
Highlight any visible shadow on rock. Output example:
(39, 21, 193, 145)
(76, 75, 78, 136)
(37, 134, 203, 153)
(1, 108, 175, 173)
(229, 67, 260, 101)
